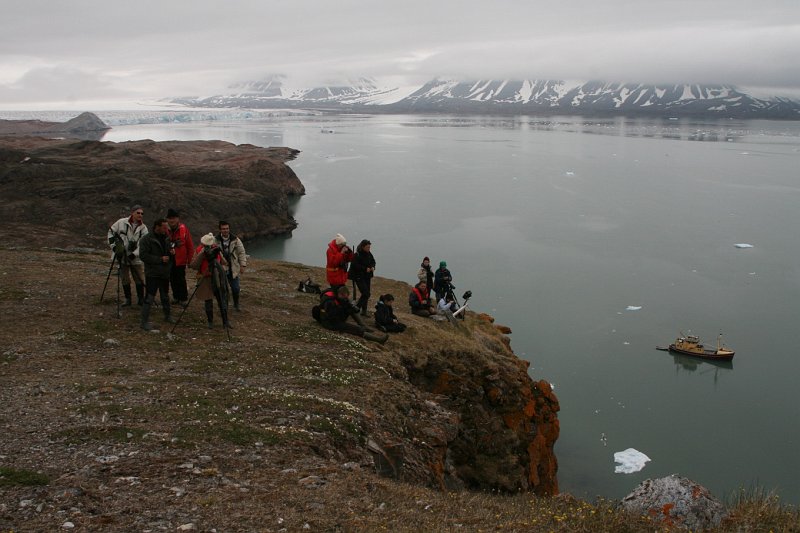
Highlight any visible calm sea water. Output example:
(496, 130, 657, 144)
(102, 114, 800, 504)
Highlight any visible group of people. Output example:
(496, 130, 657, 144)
(107, 212, 458, 342)
(107, 205, 247, 331)
(319, 233, 460, 342)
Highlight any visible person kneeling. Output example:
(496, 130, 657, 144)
(317, 286, 388, 344)
(374, 294, 406, 333)
(409, 281, 437, 317)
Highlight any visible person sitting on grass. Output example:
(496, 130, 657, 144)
(374, 294, 406, 333)
(409, 280, 437, 318)
(438, 292, 458, 314)
(317, 285, 388, 344)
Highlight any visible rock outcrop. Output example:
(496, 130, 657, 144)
(360, 317, 559, 496)
(621, 475, 727, 530)
(0, 112, 110, 140)
(0, 136, 304, 246)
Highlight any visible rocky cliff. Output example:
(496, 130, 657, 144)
(0, 136, 305, 247)
(0, 247, 561, 530)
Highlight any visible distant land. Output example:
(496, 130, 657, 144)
(0, 112, 110, 140)
(170, 75, 800, 119)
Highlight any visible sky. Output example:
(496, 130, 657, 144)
(1, 0, 799, 109)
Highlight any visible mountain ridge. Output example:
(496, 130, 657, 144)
(171, 77, 800, 119)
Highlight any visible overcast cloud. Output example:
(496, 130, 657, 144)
(2, 0, 799, 108)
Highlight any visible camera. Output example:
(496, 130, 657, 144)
(203, 245, 217, 260)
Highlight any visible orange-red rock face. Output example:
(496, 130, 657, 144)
(400, 323, 560, 495)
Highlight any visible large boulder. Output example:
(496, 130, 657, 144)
(620, 474, 727, 530)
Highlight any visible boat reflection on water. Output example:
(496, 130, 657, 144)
(671, 353, 733, 372)
(671, 352, 733, 387)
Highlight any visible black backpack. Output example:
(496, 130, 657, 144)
(298, 277, 322, 294)
(311, 289, 336, 322)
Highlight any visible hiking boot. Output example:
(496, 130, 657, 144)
(207, 321, 213, 329)
(122, 285, 132, 307)
(223, 322, 234, 330)
(164, 315, 177, 324)
(363, 330, 388, 344)
(135, 284, 145, 306)
(141, 321, 155, 331)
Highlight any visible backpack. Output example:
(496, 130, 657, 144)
(312, 289, 337, 322)
(297, 277, 322, 294)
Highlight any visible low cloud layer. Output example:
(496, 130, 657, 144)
(1, 0, 799, 107)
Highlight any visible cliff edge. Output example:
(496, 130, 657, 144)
(0, 247, 559, 530)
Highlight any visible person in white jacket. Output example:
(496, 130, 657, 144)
(215, 221, 247, 311)
(107, 205, 149, 306)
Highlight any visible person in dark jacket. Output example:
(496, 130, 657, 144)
(318, 286, 388, 343)
(374, 294, 406, 332)
(348, 239, 376, 316)
(417, 256, 433, 289)
(138, 218, 174, 330)
(409, 281, 437, 317)
(433, 261, 453, 303)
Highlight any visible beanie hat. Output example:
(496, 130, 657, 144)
(440, 261, 447, 268)
(382, 293, 394, 302)
(423, 256, 430, 262)
(166, 208, 179, 218)
(200, 233, 216, 246)
(335, 233, 347, 246)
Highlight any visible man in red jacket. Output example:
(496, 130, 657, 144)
(326, 233, 353, 289)
(166, 208, 194, 307)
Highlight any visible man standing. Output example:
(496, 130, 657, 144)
(216, 221, 247, 311)
(433, 261, 454, 303)
(347, 239, 375, 316)
(107, 205, 148, 307)
(138, 218, 175, 331)
(166, 208, 194, 307)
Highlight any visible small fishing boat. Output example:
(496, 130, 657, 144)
(657, 333, 735, 361)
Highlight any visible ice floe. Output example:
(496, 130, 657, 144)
(614, 448, 651, 474)
(625, 306, 642, 311)
(734, 243, 753, 249)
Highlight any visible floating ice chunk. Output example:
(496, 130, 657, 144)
(565, 171, 575, 176)
(623, 342, 630, 345)
(614, 448, 651, 474)
(375, 200, 381, 204)
(625, 306, 642, 311)
(734, 243, 753, 249)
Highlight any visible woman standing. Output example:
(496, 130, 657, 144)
(348, 239, 376, 316)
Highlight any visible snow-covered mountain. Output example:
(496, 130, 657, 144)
(171, 77, 800, 119)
